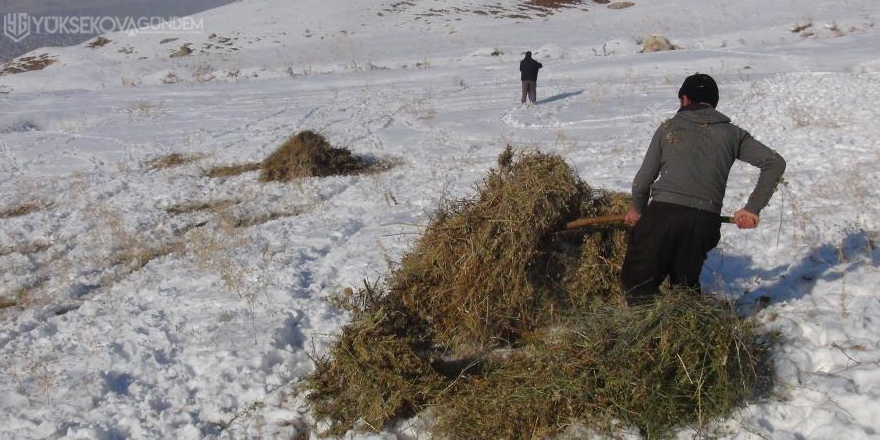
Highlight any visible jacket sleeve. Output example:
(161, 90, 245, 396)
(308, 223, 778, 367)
(631, 129, 663, 213)
(537, 62, 543, 69)
(737, 131, 786, 215)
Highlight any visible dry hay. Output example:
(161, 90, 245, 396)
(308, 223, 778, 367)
(307, 282, 444, 436)
(147, 152, 205, 170)
(260, 130, 367, 182)
(556, 190, 631, 308)
(432, 293, 765, 439)
(0, 201, 50, 219)
(204, 162, 262, 178)
(608, 1, 636, 9)
(305, 148, 767, 438)
(388, 147, 590, 350)
(641, 35, 676, 53)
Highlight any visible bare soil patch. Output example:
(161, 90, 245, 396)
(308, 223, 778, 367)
(527, 0, 583, 8)
(86, 37, 112, 48)
(0, 54, 56, 76)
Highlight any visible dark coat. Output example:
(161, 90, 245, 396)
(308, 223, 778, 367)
(519, 56, 542, 81)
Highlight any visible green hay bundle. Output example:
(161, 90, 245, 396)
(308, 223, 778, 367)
(260, 130, 366, 181)
(591, 294, 764, 438)
(388, 148, 588, 350)
(432, 293, 764, 439)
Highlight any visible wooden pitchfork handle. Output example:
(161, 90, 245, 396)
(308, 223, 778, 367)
(564, 214, 733, 230)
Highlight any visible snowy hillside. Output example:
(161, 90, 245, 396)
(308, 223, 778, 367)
(1, 0, 880, 438)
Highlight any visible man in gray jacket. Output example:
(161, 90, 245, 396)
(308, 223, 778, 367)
(621, 73, 786, 306)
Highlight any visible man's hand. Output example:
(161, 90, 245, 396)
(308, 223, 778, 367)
(733, 209, 759, 229)
(624, 206, 641, 226)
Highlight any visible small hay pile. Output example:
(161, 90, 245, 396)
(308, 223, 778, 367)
(260, 130, 366, 181)
(305, 148, 767, 439)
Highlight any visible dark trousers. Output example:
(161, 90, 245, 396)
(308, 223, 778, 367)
(521, 80, 536, 103)
(620, 201, 721, 306)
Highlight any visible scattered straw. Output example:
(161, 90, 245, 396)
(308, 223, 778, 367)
(165, 199, 236, 215)
(0, 202, 47, 219)
(204, 162, 261, 178)
(147, 152, 205, 170)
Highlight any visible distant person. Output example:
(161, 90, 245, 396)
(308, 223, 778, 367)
(519, 51, 543, 104)
(620, 73, 786, 306)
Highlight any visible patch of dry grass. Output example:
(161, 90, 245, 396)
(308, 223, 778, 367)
(231, 207, 308, 228)
(85, 204, 184, 284)
(147, 152, 205, 170)
(86, 37, 112, 48)
(165, 199, 237, 215)
(0, 54, 56, 76)
(0, 241, 51, 258)
(204, 162, 262, 178)
(0, 202, 49, 219)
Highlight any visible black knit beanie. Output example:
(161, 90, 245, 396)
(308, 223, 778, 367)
(678, 73, 719, 107)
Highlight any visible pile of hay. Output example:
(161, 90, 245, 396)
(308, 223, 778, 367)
(204, 130, 388, 180)
(308, 300, 443, 434)
(431, 293, 765, 439)
(390, 147, 588, 350)
(305, 148, 767, 438)
(260, 130, 367, 181)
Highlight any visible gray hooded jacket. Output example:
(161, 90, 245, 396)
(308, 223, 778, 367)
(632, 106, 786, 215)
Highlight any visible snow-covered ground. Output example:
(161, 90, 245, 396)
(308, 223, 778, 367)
(1, 0, 880, 438)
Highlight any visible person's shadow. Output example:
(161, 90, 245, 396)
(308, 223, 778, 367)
(703, 231, 878, 313)
(536, 90, 584, 105)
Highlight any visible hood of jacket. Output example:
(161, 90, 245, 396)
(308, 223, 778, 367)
(675, 105, 731, 125)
